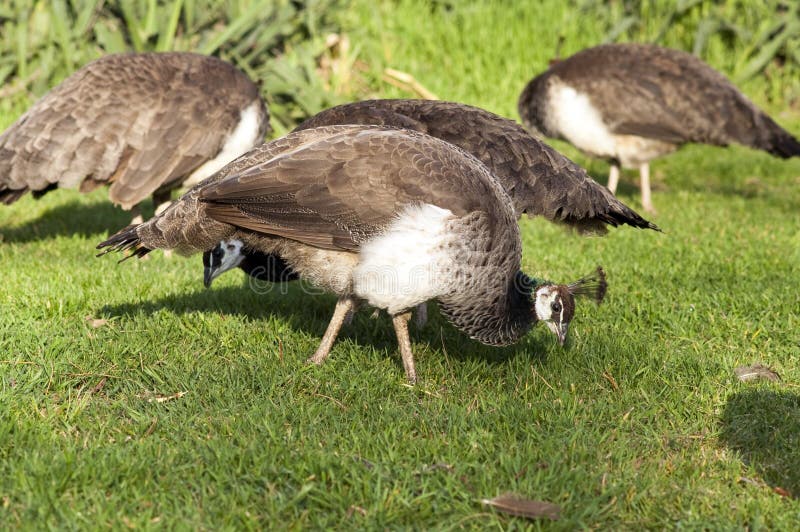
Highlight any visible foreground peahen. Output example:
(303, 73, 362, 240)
(98, 125, 607, 383)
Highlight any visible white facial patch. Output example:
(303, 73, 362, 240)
(208, 239, 246, 284)
(548, 82, 617, 160)
(353, 204, 457, 315)
(183, 100, 265, 187)
(534, 287, 559, 322)
(219, 240, 245, 273)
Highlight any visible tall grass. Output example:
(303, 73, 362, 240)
(0, 0, 346, 134)
(335, 0, 800, 119)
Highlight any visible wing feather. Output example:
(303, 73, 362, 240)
(0, 52, 265, 208)
(542, 44, 769, 148)
(199, 126, 501, 251)
(295, 99, 656, 231)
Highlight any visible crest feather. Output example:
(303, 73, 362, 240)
(567, 266, 606, 304)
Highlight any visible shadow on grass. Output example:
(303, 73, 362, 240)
(0, 198, 139, 243)
(719, 389, 800, 497)
(97, 282, 549, 367)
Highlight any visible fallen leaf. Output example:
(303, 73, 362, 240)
(481, 493, 561, 520)
(383, 68, 439, 99)
(89, 377, 107, 395)
(84, 315, 108, 328)
(346, 505, 367, 518)
(414, 463, 455, 475)
(734, 364, 780, 382)
(773, 486, 792, 498)
(148, 391, 188, 403)
(602, 370, 620, 391)
(738, 476, 767, 488)
(143, 418, 157, 437)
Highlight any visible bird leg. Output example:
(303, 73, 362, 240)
(153, 189, 173, 216)
(392, 310, 417, 384)
(414, 302, 428, 329)
(639, 162, 656, 214)
(607, 163, 620, 194)
(307, 297, 356, 366)
(130, 204, 144, 225)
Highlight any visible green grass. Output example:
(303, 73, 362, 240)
(2, 0, 800, 528)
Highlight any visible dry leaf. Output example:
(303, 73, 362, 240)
(734, 364, 780, 382)
(383, 68, 439, 99)
(143, 418, 157, 437)
(414, 463, 455, 476)
(481, 493, 561, 520)
(84, 315, 109, 328)
(738, 476, 767, 488)
(148, 391, 188, 403)
(773, 486, 792, 498)
(345, 505, 367, 518)
(89, 377, 107, 395)
(602, 370, 620, 391)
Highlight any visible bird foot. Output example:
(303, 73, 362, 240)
(306, 353, 325, 366)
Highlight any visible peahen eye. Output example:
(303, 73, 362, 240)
(552, 302, 562, 313)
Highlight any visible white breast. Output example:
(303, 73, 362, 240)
(353, 204, 457, 315)
(548, 81, 617, 160)
(182, 100, 264, 188)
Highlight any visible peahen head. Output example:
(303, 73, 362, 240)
(532, 267, 607, 345)
(203, 239, 245, 288)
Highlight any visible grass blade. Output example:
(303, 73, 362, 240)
(156, 0, 184, 51)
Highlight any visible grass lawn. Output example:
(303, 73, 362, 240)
(2, 0, 800, 528)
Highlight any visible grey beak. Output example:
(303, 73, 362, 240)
(202, 251, 215, 289)
(557, 323, 568, 346)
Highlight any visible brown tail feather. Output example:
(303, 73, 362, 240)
(0, 187, 28, 205)
(765, 124, 800, 159)
(96, 224, 152, 261)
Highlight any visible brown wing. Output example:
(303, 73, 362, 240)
(0, 52, 266, 209)
(295, 99, 656, 232)
(542, 43, 782, 149)
(295, 103, 430, 133)
(199, 125, 501, 251)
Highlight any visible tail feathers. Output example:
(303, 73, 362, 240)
(0, 186, 28, 205)
(766, 127, 800, 158)
(1, 183, 60, 204)
(552, 205, 660, 236)
(603, 206, 661, 232)
(566, 199, 661, 233)
(96, 224, 152, 261)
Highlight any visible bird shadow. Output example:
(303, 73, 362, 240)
(719, 388, 800, 497)
(0, 198, 137, 243)
(96, 280, 548, 369)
